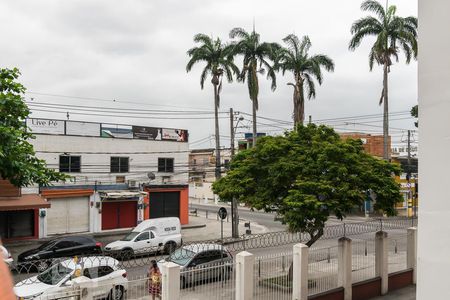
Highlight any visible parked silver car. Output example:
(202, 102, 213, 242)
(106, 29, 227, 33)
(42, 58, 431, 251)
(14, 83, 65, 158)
(158, 243, 233, 288)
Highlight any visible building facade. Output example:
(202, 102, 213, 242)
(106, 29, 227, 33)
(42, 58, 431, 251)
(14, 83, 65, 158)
(339, 132, 391, 158)
(0, 118, 190, 241)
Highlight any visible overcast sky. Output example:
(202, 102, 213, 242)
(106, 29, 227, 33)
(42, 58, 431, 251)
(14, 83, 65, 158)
(0, 0, 418, 148)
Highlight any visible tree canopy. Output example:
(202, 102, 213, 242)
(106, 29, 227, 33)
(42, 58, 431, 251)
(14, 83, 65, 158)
(0, 68, 67, 187)
(213, 124, 402, 245)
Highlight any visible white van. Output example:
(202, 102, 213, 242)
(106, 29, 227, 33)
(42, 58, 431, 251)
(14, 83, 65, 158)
(104, 217, 182, 257)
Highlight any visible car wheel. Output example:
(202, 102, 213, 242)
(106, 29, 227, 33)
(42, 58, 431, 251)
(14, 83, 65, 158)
(36, 260, 49, 273)
(122, 249, 134, 261)
(108, 286, 124, 300)
(164, 242, 176, 254)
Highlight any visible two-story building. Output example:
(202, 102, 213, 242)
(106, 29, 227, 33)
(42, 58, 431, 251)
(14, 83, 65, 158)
(0, 118, 190, 241)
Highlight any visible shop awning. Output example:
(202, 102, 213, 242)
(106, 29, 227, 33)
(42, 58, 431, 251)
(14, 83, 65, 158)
(100, 191, 147, 199)
(0, 194, 50, 211)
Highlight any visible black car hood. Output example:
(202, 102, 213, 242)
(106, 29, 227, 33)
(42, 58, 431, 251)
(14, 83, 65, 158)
(18, 247, 43, 261)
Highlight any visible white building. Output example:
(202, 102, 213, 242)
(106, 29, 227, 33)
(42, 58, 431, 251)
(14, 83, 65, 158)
(18, 118, 190, 239)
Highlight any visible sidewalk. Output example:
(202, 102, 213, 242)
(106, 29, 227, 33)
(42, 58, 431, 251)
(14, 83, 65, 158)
(371, 285, 415, 300)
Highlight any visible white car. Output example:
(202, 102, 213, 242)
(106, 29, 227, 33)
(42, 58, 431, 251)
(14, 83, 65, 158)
(1, 245, 13, 267)
(14, 256, 128, 300)
(105, 217, 182, 257)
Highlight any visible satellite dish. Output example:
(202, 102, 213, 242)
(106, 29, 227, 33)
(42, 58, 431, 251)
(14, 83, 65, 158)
(147, 172, 156, 180)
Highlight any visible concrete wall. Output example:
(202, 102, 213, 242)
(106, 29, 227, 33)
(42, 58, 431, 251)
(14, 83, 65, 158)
(31, 134, 189, 186)
(417, 0, 450, 299)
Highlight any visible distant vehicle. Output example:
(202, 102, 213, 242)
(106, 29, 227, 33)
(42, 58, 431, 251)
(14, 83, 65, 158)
(105, 217, 182, 258)
(14, 256, 127, 300)
(1, 245, 13, 267)
(158, 243, 233, 288)
(18, 236, 103, 272)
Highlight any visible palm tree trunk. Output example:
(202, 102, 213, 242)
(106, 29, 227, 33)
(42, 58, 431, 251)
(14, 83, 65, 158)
(383, 63, 389, 160)
(213, 81, 221, 179)
(298, 80, 305, 126)
(252, 98, 257, 147)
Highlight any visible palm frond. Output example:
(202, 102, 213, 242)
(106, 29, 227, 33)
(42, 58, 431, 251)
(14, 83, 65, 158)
(361, 0, 386, 21)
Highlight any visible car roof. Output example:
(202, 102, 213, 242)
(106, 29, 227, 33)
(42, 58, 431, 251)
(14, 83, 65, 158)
(182, 243, 228, 254)
(50, 236, 95, 243)
(61, 256, 119, 269)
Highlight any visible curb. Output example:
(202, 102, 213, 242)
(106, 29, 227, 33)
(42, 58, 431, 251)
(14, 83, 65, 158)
(181, 224, 207, 230)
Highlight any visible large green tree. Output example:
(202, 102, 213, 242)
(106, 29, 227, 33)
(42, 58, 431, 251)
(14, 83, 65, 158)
(275, 34, 334, 126)
(0, 68, 66, 187)
(411, 104, 418, 127)
(349, 0, 418, 160)
(213, 124, 402, 246)
(229, 28, 278, 147)
(187, 34, 239, 179)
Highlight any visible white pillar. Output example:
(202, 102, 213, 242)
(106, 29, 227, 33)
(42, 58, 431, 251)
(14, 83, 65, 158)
(375, 231, 388, 295)
(337, 237, 352, 300)
(407, 227, 417, 284)
(236, 251, 254, 300)
(161, 262, 180, 300)
(292, 243, 308, 300)
(419, 1, 450, 299)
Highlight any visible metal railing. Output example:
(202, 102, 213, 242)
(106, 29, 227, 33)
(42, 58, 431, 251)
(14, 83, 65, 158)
(388, 233, 408, 274)
(253, 251, 293, 300)
(180, 261, 236, 300)
(308, 246, 339, 295)
(351, 239, 376, 283)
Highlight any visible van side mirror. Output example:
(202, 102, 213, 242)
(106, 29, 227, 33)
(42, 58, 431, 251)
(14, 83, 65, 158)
(65, 280, 73, 286)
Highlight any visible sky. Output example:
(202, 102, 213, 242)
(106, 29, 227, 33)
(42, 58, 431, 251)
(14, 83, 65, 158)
(0, 0, 418, 149)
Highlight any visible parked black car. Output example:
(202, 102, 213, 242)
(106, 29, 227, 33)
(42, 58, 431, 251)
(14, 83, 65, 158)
(17, 236, 103, 272)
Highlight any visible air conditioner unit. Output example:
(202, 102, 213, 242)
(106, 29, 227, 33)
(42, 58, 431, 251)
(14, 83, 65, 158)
(128, 180, 138, 188)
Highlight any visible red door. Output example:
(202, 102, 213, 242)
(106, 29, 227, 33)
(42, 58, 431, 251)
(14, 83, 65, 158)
(102, 201, 137, 230)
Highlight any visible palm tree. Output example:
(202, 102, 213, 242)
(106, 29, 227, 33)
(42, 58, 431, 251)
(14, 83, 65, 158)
(186, 34, 239, 179)
(229, 27, 278, 147)
(349, 0, 418, 160)
(275, 34, 334, 126)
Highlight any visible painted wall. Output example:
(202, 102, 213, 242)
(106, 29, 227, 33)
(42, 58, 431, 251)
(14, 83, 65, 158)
(30, 134, 189, 186)
(417, 0, 450, 299)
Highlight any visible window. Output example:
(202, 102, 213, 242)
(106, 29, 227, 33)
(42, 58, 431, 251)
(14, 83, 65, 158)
(83, 266, 114, 279)
(158, 158, 174, 173)
(135, 232, 149, 241)
(59, 155, 81, 173)
(110, 157, 129, 173)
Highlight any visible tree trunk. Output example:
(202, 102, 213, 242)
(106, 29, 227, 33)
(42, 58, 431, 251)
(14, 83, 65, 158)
(288, 228, 324, 280)
(252, 98, 257, 147)
(298, 79, 305, 126)
(213, 80, 221, 179)
(383, 63, 389, 161)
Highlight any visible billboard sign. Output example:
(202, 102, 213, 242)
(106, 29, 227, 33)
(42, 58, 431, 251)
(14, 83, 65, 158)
(101, 124, 133, 139)
(132, 126, 161, 140)
(66, 121, 100, 137)
(26, 118, 65, 134)
(161, 128, 188, 142)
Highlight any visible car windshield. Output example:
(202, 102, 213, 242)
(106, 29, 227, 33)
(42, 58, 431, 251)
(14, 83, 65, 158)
(37, 263, 73, 285)
(166, 248, 195, 266)
(38, 240, 58, 251)
(121, 232, 139, 241)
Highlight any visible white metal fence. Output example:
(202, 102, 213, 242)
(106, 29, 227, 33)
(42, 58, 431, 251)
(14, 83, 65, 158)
(253, 252, 293, 300)
(180, 261, 236, 300)
(351, 239, 376, 283)
(308, 246, 339, 295)
(388, 233, 408, 274)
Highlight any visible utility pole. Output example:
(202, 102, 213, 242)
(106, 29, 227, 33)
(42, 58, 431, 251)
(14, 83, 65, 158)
(230, 108, 239, 238)
(230, 108, 235, 157)
(407, 130, 412, 217)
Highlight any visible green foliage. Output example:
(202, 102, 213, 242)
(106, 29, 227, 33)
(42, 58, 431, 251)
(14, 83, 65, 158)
(213, 124, 402, 245)
(229, 27, 278, 109)
(274, 34, 334, 125)
(0, 68, 67, 187)
(186, 34, 239, 93)
(349, 0, 418, 71)
(411, 104, 418, 127)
